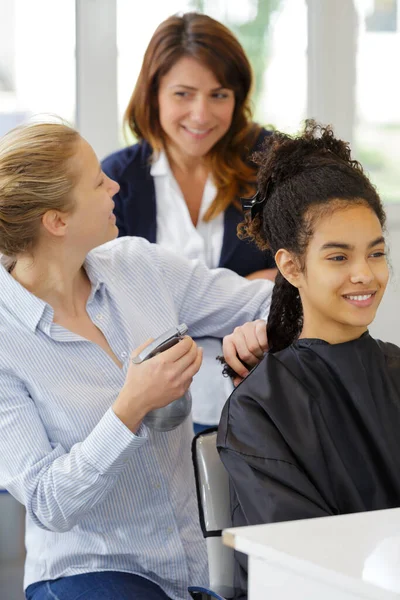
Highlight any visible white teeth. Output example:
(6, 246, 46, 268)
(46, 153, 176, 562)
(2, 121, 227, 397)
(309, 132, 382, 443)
(345, 294, 372, 301)
(185, 127, 208, 135)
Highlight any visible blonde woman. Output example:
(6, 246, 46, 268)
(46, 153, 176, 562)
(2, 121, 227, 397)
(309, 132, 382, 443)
(0, 121, 271, 600)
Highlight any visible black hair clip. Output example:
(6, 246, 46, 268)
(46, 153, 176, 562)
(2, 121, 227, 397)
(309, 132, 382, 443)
(241, 191, 266, 220)
(241, 178, 275, 220)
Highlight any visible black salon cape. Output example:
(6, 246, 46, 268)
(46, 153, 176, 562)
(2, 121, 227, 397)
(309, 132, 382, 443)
(217, 332, 400, 599)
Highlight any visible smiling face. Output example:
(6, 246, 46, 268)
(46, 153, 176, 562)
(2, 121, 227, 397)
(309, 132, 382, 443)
(278, 203, 389, 344)
(157, 56, 235, 164)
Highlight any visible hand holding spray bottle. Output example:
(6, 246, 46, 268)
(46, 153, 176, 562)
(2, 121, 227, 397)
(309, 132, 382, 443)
(131, 324, 192, 431)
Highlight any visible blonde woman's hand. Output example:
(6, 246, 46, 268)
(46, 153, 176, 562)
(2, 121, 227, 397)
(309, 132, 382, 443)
(222, 319, 268, 386)
(113, 336, 202, 432)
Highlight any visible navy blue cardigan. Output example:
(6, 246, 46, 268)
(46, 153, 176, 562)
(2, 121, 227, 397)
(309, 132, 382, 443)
(102, 130, 275, 276)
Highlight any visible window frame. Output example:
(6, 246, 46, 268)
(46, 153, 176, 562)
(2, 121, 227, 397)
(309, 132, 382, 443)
(75, 0, 400, 216)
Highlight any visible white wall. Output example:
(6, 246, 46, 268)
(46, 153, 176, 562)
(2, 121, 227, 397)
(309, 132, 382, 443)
(370, 205, 400, 345)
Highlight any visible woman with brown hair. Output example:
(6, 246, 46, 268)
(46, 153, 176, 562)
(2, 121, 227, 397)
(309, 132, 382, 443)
(102, 12, 276, 432)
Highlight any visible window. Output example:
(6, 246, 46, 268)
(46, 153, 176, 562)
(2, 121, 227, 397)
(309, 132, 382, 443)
(0, 0, 75, 137)
(354, 0, 400, 203)
(116, 0, 307, 143)
(117, 0, 192, 144)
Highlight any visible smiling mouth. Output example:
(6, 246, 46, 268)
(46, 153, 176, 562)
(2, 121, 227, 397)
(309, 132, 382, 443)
(343, 293, 375, 301)
(342, 291, 377, 307)
(182, 126, 213, 136)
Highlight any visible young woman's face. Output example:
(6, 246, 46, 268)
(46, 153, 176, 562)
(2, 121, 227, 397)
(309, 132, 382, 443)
(65, 138, 120, 253)
(295, 204, 388, 343)
(157, 56, 235, 163)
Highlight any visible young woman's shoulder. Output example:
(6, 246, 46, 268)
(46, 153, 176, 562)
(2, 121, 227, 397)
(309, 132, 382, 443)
(217, 349, 311, 454)
(375, 338, 400, 380)
(87, 237, 160, 281)
(87, 236, 197, 289)
(375, 338, 400, 359)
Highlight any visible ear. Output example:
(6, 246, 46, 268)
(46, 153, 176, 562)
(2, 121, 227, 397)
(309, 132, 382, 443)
(275, 248, 302, 288)
(41, 210, 69, 238)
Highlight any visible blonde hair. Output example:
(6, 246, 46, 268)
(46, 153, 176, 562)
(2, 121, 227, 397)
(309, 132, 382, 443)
(0, 121, 81, 259)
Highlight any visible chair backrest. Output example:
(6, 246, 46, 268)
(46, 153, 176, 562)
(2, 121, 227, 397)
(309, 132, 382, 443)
(192, 429, 234, 599)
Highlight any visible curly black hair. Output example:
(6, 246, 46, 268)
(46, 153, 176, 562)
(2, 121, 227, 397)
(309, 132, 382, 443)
(239, 120, 386, 354)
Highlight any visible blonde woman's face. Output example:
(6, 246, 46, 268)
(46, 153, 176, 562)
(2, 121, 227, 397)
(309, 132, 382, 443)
(158, 56, 235, 163)
(65, 139, 120, 252)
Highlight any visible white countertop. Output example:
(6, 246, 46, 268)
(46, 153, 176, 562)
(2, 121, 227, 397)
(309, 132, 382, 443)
(223, 508, 400, 598)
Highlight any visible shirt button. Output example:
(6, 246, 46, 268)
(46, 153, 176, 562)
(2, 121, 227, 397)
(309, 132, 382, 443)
(167, 527, 173, 534)
(121, 351, 128, 359)
(96, 314, 103, 320)
(154, 482, 161, 489)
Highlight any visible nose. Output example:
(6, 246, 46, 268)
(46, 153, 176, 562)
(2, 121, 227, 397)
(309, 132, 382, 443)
(191, 95, 211, 124)
(349, 260, 374, 285)
(108, 175, 120, 195)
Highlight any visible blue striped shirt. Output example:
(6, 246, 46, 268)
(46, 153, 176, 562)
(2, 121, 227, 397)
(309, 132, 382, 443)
(0, 237, 273, 599)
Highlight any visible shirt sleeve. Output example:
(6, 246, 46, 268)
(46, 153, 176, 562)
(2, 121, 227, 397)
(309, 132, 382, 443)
(151, 243, 274, 338)
(0, 371, 148, 533)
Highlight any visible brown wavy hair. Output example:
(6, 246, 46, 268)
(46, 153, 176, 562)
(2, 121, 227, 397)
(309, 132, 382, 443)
(124, 12, 263, 222)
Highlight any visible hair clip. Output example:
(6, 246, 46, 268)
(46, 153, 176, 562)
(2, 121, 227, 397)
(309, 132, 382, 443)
(241, 178, 275, 220)
(241, 191, 266, 220)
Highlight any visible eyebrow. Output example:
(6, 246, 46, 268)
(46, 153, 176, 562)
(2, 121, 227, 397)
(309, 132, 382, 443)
(320, 236, 385, 251)
(168, 84, 227, 91)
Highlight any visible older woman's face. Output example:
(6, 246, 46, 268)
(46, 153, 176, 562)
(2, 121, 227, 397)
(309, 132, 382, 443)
(157, 56, 235, 163)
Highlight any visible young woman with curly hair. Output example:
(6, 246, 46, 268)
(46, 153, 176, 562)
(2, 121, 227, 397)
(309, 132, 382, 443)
(218, 120, 400, 600)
